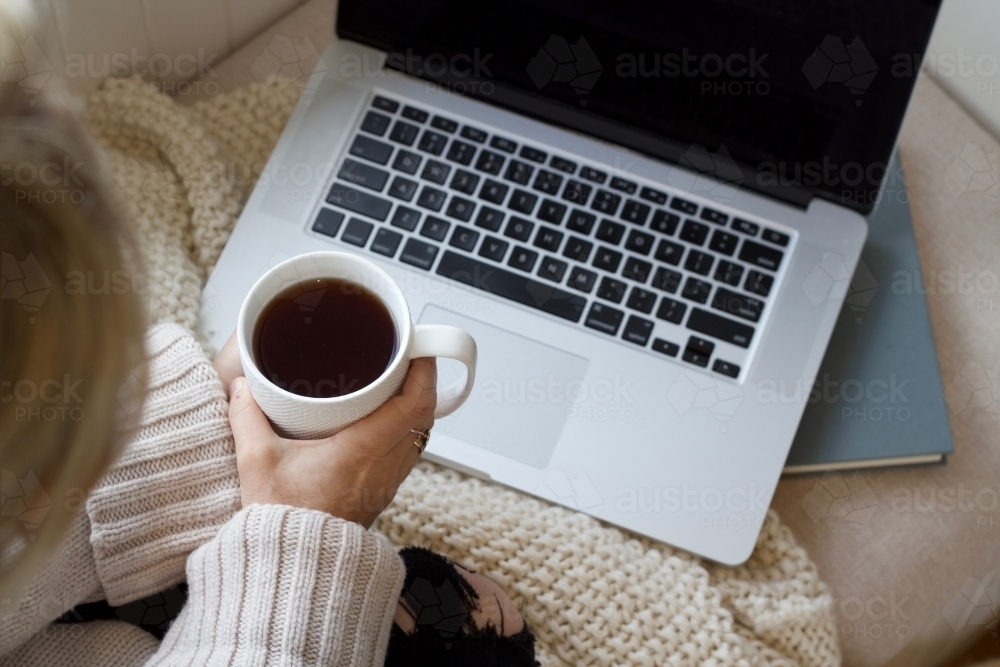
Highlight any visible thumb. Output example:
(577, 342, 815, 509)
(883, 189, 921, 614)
(228, 377, 276, 453)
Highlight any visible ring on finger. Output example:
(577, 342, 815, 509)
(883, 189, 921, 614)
(409, 427, 431, 453)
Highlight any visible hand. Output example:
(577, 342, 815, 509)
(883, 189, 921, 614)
(212, 332, 242, 398)
(227, 358, 437, 527)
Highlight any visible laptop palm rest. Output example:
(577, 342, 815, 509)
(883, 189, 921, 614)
(418, 305, 589, 469)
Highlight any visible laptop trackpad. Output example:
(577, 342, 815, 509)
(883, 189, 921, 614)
(418, 305, 590, 469)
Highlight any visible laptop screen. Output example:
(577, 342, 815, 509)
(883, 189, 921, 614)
(337, 0, 941, 215)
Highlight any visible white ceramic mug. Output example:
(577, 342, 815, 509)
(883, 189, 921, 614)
(237, 251, 477, 439)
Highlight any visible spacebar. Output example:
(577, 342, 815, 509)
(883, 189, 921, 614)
(436, 251, 587, 323)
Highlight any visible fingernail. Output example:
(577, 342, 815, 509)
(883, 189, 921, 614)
(231, 377, 246, 395)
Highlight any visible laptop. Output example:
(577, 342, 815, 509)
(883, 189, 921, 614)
(201, 1, 942, 564)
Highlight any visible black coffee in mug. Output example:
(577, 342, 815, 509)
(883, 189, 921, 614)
(253, 277, 397, 398)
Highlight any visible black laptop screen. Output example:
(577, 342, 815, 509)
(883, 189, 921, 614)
(337, 0, 941, 214)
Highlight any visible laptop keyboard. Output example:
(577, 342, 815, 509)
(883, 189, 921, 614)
(311, 93, 794, 380)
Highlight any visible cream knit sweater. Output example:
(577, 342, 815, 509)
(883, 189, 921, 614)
(0, 324, 404, 666)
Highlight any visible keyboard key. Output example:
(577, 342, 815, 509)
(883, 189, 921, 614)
(538, 199, 567, 225)
(461, 126, 487, 143)
(416, 187, 447, 211)
(568, 266, 597, 292)
(563, 236, 593, 262)
(650, 210, 680, 235)
(479, 179, 508, 204)
(596, 219, 625, 245)
(392, 150, 421, 174)
(438, 251, 586, 321)
(597, 277, 627, 303)
(478, 236, 509, 261)
(687, 335, 715, 357)
(446, 139, 476, 165)
(739, 240, 784, 271)
(622, 257, 652, 283)
(402, 106, 428, 123)
(508, 246, 538, 272)
(450, 169, 480, 195)
(475, 206, 505, 231)
(550, 156, 576, 173)
(592, 189, 622, 215)
(762, 228, 790, 246)
(652, 338, 680, 357)
(732, 218, 760, 236)
(584, 302, 625, 335)
(421, 160, 450, 184)
(504, 216, 534, 241)
(712, 287, 764, 322)
(533, 226, 563, 251)
(420, 216, 451, 241)
(593, 247, 623, 273)
(621, 200, 651, 225)
(399, 238, 439, 270)
(504, 159, 533, 185)
(713, 359, 740, 378)
(609, 177, 637, 194)
(538, 256, 568, 282)
(360, 111, 391, 136)
(390, 206, 421, 231)
(626, 287, 657, 314)
(509, 190, 538, 215)
(684, 250, 714, 276)
(389, 121, 419, 146)
(714, 260, 744, 286)
(708, 230, 739, 256)
(654, 239, 684, 265)
(387, 175, 418, 201)
(449, 225, 479, 251)
(624, 229, 654, 255)
(687, 308, 754, 348)
(520, 146, 547, 163)
(701, 207, 728, 225)
(312, 208, 345, 238)
(326, 183, 392, 221)
(341, 218, 373, 246)
(370, 228, 402, 257)
(475, 150, 505, 175)
(670, 196, 698, 215)
(682, 349, 710, 368)
(533, 169, 563, 195)
(349, 135, 393, 165)
(431, 116, 458, 133)
(656, 297, 687, 324)
(445, 196, 475, 222)
(679, 219, 709, 245)
(622, 315, 654, 345)
(580, 166, 607, 184)
(372, 96, 399, 113)
(744, 270, 774, 297)
(566, 209, 597, 235)
(562, 179, 592, 205)
(490, 136, 517, 153)
(651, 266, 682, 293)
(639, 186, 667, 205)
(681, 277, 712, 303)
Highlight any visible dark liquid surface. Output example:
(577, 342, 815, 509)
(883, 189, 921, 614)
(253, 277, 397, 398)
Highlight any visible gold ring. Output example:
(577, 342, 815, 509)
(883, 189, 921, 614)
(410, 428, 431, 453)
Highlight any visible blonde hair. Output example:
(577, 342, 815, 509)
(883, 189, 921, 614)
(0, 0, 146, 591)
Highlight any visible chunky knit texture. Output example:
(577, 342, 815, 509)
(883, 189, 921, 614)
(77, 76, 840, 666)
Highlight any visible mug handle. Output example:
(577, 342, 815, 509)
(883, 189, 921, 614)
(410, 324, 478, 418)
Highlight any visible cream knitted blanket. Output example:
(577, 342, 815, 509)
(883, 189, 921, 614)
(85, 76, 840, 667)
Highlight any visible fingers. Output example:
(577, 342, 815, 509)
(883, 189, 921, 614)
(212, 331, 243, 397)
(228, 377, 278, 456)
(348, 357, 437, 449)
